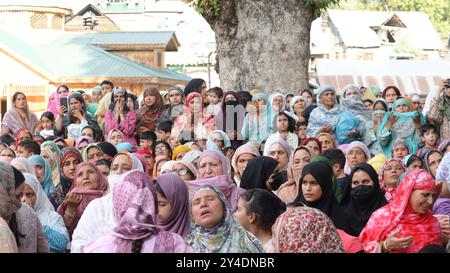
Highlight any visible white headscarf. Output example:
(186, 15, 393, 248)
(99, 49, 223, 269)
(11, 157, 36, 176)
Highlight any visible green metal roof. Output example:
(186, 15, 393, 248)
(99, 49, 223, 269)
(95, 1, 145, 13)
(79, 31, 178, 46)
(0, 31, 190, 82)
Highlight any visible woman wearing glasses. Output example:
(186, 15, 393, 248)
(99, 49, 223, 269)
(105, 87, 137, 147)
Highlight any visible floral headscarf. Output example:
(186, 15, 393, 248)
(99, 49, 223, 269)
(185, 185, 263, 253)
(273, 206, 344, 253)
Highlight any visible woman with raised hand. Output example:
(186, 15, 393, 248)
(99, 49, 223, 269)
(105, 87, 137, 147)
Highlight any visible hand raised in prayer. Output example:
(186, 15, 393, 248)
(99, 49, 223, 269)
(320, 124, 332, 134)
(385, 115, 397, 130)
(226, 149, 234, 161)
(384, 229, 413, 251)
(64, 192, 82, 210)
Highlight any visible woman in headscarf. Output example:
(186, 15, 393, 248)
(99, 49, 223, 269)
(317, 132, 336, 152)
(378, 98, 424, 157)
(378, 158, 407, 203)
(215, 91, 245, 149)
(41, 146, 61, 187)
(263, 137, 292, 172)
(306, 86, 343, 138)
(428, 80, 450, 141)
(50, 148, 82, 209)
(155, 173, 191, 238)
(289, 96, 308, 123)
(423, 150, 443, 178)
(54, 92, 100, 140)
(341, 84, 372, 140)
(240, 156, 279, 191)
(136, 87, 165, 133)
(182, 149, 202, 168)
(152, 155, 170, 178)
(159, 160, 177, 175)
(367, 98, 389, 156)
(277, 146, 313, 204)
(270, 92, 285, 114)
(81, 143, 105, 165)
(172, 144, 192, 161)
(207, 130, 231, 151)
(186, 150, 245, 212)
(359, 169, 441, 253)
(75, 136, 94, 151)
(0, 184, 18, 253)
(105, 87, 137, 147)
(22, 173, 69, 252)
(160, 86, 185, 121)
(15, 129, 33, 146)
(272, 206, 344, 253)
(57, 162, 108, 237)
(186, 185, 263, 253)
(41, 141, 62, 161)
(311, 156, 343, 202)
(294, 161, 353, 235)
(343, 141, 372, 175)
(341, 163, 388, 236)
(83, 170, 193, 253)
(172, 92, 215, 140)
(0, 162, 49, 253)
(1, 92, 39, 136)
(301, 137, 322, 157)
(241, 93, 273, 144)
(70, 152, 143, 252)
(10, 157, 35, 175)
(404, 154, 423, 172)
(28, 155, 54, 197)
(231, 143, 260, 186)
(0, 147, 16, 163)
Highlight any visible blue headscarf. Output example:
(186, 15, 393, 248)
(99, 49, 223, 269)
(28, 155, 55, 197)
(306, 86, 342, 137)
(378, 98, 424, 157)
(241, 93, 273, 143)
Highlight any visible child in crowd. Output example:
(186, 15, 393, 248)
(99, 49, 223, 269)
(296, 121, 308, 145)
(139, 131, 157, 153)
(322, 148, 349, 190)
(35, 111, 55, 139)
(156, 120, 173, 142)
(16, 140, 41, 158)
(205, 87, 223, 116)
(420, 123, 438, 150)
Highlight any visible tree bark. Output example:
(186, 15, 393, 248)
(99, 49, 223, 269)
(205, 0, 314, 92)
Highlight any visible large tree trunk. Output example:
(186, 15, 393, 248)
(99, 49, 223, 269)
(204, 0, 314, 92)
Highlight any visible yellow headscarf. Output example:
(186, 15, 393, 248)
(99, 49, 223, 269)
(367, 153, 388, 175)
(172, 145, 192, 160)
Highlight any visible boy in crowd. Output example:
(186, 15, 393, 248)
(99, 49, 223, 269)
(420, 123, 438, 150)
(156, 120, 173, 142)
(322, 148, 349, 190)
(17, 140, 41, 158)
(139, 131, 157, 153)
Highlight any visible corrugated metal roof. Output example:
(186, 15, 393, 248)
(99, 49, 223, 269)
(322, 10, 443, 50)
(0, 31, 190, 81)
(315, 59, 449, 95)
(86, 31, 177, 46)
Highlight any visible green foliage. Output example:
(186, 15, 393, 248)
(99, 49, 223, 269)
(183, 0, 220, 19)
(393, 36, 422, 58)
(185, 0, 342, 19)
(341, 0, 450, 42)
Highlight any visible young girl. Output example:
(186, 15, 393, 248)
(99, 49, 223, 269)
(36, 112, 55, 139)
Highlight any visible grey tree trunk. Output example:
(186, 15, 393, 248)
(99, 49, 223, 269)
(204, 0, 314, 92)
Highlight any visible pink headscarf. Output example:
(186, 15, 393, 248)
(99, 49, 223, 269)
(344, 141, 372, 174)
(47, 91, 60, 117)
(112, 170, 158, 252)
(75, 136, 95, 150)
(359, 169, 441, 253)
(132, 153, 150, 175)
(378, 158, 406, 203)
(155, 173, 191, 237)
(57, 162, 108, 237)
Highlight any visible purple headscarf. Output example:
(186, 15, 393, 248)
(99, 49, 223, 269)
(75, 136, 95, 150)
(156, 173, 191, 237)
(192, 150, 244, 212)
(112, 170, 158, 252)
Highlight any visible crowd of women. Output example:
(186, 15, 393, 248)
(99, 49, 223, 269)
(0, 78, 449, 253)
